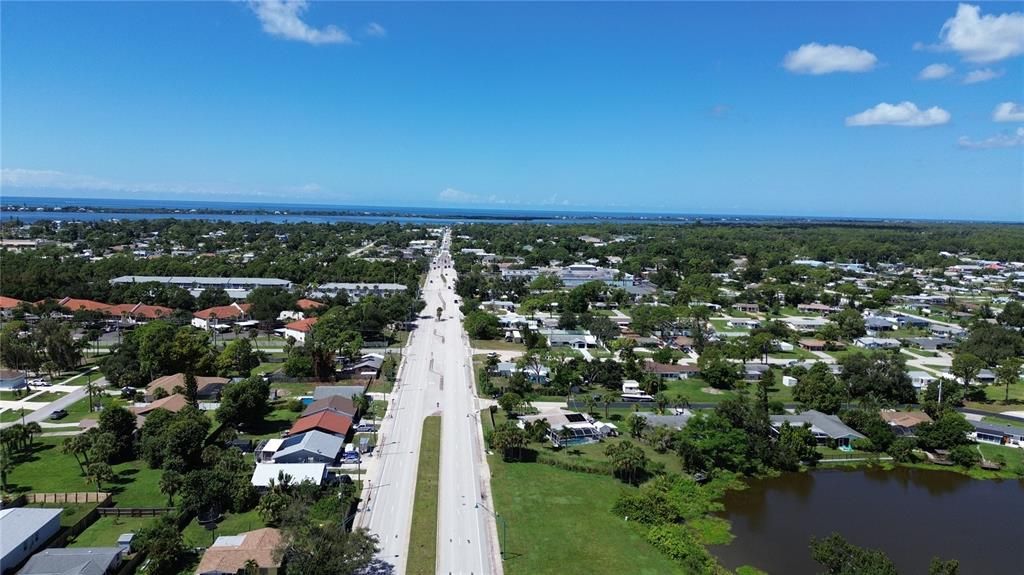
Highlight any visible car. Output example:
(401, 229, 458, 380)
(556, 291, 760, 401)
(28, 378, 48, 387)
(49, 409, 68, 420)
(354, 423, 377, 433)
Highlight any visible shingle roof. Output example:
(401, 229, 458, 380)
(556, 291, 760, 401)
(145, 373, 228, 397)
(301, 395, 357, 418)
(193, 302, 251, 320)
(195, 528, 282, 575)
(311, 386, 367, 400)
(771, 410, 865, 440)
(272, 430, 343, 462)
(288, 411, 352, 436)
(0, 296, 25, 310)
(284, 317, 317, 333)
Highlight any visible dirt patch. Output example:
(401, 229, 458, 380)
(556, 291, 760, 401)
(701, 387, 726, 395)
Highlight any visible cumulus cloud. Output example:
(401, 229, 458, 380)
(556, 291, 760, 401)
(918, 63, 955, 80)
(993, 102, 1024, 122)
(958, 127, 1024, 149)
(365, 22, 387, 37)
(845, 102, 951, 127)
(963, 68, 1003, 84)
(438, 187, 481, 203)
(937, 3, 1024, 63)
(783, 43, 877, 74)
(249, 0, 350, 45)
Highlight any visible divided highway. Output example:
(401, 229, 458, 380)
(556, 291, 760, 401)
(358, 229, 501, 574)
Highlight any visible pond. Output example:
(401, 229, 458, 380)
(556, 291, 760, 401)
(712, 467, 1024, 574)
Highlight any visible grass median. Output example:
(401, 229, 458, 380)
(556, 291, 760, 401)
(407, 416, 441, 575)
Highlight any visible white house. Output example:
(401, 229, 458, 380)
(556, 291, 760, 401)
(282, 317, 317, 344)
(908, 370, 937, 390)
(250, 463, 327, 489)
(0, 507, 63, 570)
(853, 337, 901, 350)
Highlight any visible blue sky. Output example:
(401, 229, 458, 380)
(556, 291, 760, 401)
(1, 1, 1022, 220)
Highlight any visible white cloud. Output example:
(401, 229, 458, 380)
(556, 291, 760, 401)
(845, 102, 951, 127)
(963, 68, 1003, 84)
(937, 3, 1024, 63)
(993, 102, 1024, 122)
(249, 0, 350, 45)
(958, 127, 1024, 149)
(438, 187, 481, 203)
(365, 22, 387, 38)
(918, 63, 954, 80)
(783, 43, 877, 74)
(0, 168, 321, 199)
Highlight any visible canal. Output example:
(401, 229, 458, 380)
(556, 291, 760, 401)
(711, 467, 1024, 574)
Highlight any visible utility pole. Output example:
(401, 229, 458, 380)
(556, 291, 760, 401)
(475, 501, 507, 560)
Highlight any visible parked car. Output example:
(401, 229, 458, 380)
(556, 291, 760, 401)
(354, 423, 377, 433)
(28, 378, 47, 386)
(49, 409, 68, 420)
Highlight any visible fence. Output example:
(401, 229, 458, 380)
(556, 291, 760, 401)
(28, 492, 110, 504)
(97, 507, 175, 518)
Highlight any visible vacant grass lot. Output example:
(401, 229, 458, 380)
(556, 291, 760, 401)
(489, 454, 684, 575)
(407, 416, 441, 575)
(237, 402, 301, 440)
(470, 339, 527, 352)
(182, 509, 265, 547)
(4, 438, 164, 507)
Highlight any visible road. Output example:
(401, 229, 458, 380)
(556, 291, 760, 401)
(0, 368, 102, 429)
(359, 229, 500, 574)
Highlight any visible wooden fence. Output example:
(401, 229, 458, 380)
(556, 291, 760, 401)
(97, 507, 175, 518)
(29, 491, 110, 504)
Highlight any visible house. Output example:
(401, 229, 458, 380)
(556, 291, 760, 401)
(742, 363, 771, 381)
(145, 373, 228, 402)
(968, 420, 1024, 447)
(904, 337, 955, 351)
(17, 547, 123, 575)
(251, 464, 327, 488)
(672, 335, 695, 350)
(880, 410, 932, 437)
(0, 369, 27, 390)
(271, 430, 344, 464)
(784, 318, 830, 333)
(930, 324, 966, 338)
(0, 507, 63, 572)
(537, 328, 597, 349)
(296, 298, 325, 312)
(494, 362, 549, 384)
(853, 337, 901, 350)
(192, 303, 252, 331)
(797, 303, 839, 315)
(311, 386, 367, 401)
(732, 303, 760, 314)
(341, 354, 383, 378)
(288, 411, 352, 438)
(770, 410, 866, 448)
(636, 411, 693, 430)
(0, 296, 26, 317)
(301, 395, 358, 419)
(517, 410, 602, 447)
(864, 317, 897, 333)
(726, 318, 761, 329)
(104, 303, 174, 323)
(908, 371, 937, 390)
(195, 528, 283, 575)
(134, 394, 189, 419)
(642, 362, 694, 380)
(798, 339, 827, 352)
(282, 317, 316, 344)
(256, 439, 283, 463)
(56, 297, 109, 315)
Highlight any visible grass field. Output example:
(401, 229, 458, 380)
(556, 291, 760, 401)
(407, 416, 441, 575)
(483, 412, 685, 575)
(237, 402, 301, 440)
(0, 408, 30, 423)
(470, 339, 527, 352)
(4, 438, 165, 507)
(26, 503, 96, 527)
(768, 347, 818, 361)
(69, 516, 155, 547)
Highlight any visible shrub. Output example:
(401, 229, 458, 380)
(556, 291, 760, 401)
(887, 437, 917, 463)
(949, 445, 980, 468)
(645, 524, 728, 574)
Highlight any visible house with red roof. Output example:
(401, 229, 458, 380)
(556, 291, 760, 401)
(191, 302, 251, 330)
(105, 302, 174, 323)
(0, 296, 25, 317)
(282, 317, 317, 344)
(288, 410, 352, 438)
(56, 297, 110, 314)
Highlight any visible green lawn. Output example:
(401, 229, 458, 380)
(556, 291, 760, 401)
(824, 348, 867, 361)
(182, 509, 265, 547)
(0, 408, 30, 423)
(407, 416, 441, 575)
(249, 362, 282, 377)
(369, 400, 388, 420)
(4, 438, 165, 508)
(69, 516, 155, 547)
(903, 348, 939, 358)
(489, 454, 684, 575)
(57, 396, 129, 424)
(768, 347, 818, 361)
(270, 382, 316, 398)
(237, 402, 301, 440)
(470, 339, 527, 352)
(26, 503, 96, 527)
(24, 392, 68, 403)
(662, 378, 733, 403)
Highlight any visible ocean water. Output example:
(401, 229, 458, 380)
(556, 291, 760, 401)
(0, 195, 943, 225)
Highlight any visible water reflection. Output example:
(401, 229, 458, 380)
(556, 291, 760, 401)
(712, 468, 1024, 574)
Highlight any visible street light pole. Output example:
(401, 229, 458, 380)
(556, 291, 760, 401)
(475, 501, 507, 560)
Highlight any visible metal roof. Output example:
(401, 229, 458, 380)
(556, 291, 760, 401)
(0, 507, 63, 563)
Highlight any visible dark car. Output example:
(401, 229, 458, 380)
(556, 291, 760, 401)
(49, 409, 68, 420)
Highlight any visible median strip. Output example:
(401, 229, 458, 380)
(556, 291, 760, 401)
(407, 415, 441, 575)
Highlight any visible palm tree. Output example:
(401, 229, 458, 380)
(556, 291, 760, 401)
(24, 422, 41, 447)
(159, 469, 183, 506)
(0, 456, 13, 493)
(353, 393, 372, 419)
(243, 559, 260, 575)
(600, 392, 618, 419)
(584, 395, 597, 417)
(654, 392, 669, 414)
(626, 413, 647, 439)
(63, 436, 88, 474)
(997, 359, 1022, 403)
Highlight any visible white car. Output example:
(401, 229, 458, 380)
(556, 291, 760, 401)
(28, 378, 49, 387)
